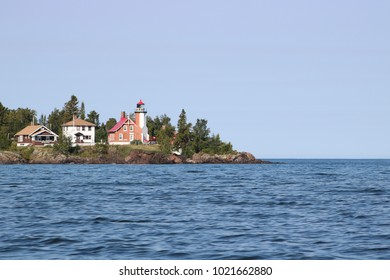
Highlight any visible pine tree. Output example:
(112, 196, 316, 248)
(63, 95, 79, 122)
(38, 114, 47, 126)
(193, 118, 210, 153)
(87, 110, 100, 126)
(80, 102, 86, 120)
(174, 109, 194, 157)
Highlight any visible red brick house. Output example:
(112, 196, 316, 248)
(108, 100, 149, 145)
(15, 125, 58, 147)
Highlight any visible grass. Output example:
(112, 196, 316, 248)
(108, 144, 161, 157)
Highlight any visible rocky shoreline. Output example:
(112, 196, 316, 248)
(0, 149, 272, 164)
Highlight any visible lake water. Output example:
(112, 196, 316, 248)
(0, 160, 389, 259)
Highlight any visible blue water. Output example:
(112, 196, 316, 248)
(0, 160, 389, 259)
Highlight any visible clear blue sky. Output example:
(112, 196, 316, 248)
(1, 0, 389, 158)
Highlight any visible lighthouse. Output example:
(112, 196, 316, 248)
(135, 99, 149, 142)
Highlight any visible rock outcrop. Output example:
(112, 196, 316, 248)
(0, 151, 26, 164)
(189, 152, 271, 164)
(29, 148, 68, 164)
(0, 148, 271, 164)
(125, 150, 183, 164)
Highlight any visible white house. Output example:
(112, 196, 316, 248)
(62, 116, 96, 146)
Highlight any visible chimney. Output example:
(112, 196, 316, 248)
(121, 111, 126, 119)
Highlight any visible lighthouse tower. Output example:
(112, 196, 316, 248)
(135, 99, 149, 142)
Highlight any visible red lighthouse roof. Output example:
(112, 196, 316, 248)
(137, 99, 145, 105)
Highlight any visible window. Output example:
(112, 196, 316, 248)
(119, 133, 123, 140)
(88, 126, 92, 131)
(18, 136, 23, 142)
(82, 126, 85, 131)
(77, 126, 80, 131)
(123, 125, 127, 131)
(85, 135, 91, 140)
(130, 133, 134, 141)
(130, 125, 134, 131)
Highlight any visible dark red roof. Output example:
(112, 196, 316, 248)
(137, 99, 145, 105)
(108, 117, 138, 133)
(108, 117, 127, 133)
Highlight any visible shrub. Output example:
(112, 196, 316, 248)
(19, 146, 35, 161)
(95, 143, 109, 155)
(53, 136, 79, 155)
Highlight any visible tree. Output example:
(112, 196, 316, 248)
(80, 102, 86, 120)
(0, 102, 9, 149)
(157, 122, 175, 154)
(38, 114, 47, 126)
(147, 114, 172, 138)
(63, 95, 79, 122)
(53, 135, 79, 155)
(7, 108, 37, 135)
(160, 114, 172, 127)
(96, 123, 108, 143)
(87, 110, 100, 126)
(0, 131, 9, 150)
(0, 102, 7, 126)
(48, 108, 64, 135)
(193, 118, 210, 153)
(146, 116, 159, 137)
(105, 118, 117, 131)
(203, 134, 233, 155)
(0, 107, 37, 149)
(174, 109, 194, 157)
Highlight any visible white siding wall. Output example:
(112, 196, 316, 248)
(63, 125, 95, 146)
(142, 126, 149, 142)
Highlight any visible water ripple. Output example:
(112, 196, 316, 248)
(0, 160, 389, 259)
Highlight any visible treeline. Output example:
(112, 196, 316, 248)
(0, 95, 116, 149)
(147, 109, 233, 157)
(0, 103, 36, 149)
(1, 96, 234, 156)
